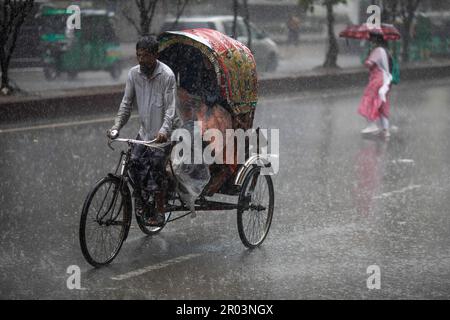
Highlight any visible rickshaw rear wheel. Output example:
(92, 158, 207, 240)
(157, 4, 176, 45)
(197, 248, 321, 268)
(237, 166, 274, 248)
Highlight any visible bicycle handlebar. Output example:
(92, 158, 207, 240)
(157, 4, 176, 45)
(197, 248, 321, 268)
(107, 137, 170, 151)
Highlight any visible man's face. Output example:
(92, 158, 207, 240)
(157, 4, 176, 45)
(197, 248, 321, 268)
(136, 48, 157, 71)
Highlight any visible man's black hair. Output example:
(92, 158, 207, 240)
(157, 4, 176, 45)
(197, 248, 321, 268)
(136, 35, 159, 54)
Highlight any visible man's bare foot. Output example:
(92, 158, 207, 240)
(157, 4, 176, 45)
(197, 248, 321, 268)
(147, 212, 165, 227)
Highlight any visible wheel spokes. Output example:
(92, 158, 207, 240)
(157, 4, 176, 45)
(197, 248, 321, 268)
(241, 173, 271, 245)
(84, 180, 127, 264)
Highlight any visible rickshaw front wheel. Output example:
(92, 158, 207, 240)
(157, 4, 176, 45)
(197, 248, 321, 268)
(237, 166, 274, 248)
(79, 176, 132, 267)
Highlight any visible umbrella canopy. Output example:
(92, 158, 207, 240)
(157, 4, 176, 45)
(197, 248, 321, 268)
(339, 23, 401, 41)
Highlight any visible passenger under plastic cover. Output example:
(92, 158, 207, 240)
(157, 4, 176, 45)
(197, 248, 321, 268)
(160, 45, 234, 212)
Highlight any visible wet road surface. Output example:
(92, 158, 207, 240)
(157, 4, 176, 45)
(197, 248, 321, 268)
(1, 78, 450, 299)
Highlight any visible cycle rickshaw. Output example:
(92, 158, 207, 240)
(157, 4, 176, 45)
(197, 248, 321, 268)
(79, 29, 275, 267)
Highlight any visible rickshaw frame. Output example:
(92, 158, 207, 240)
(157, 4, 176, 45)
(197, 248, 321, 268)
(79, 29, 275, 268)
(79, 136, 274, 267)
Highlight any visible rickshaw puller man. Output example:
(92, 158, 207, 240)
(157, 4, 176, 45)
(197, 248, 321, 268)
(107, 35, 177, 227)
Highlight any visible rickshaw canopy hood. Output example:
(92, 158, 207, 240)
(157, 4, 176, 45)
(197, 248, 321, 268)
(158, 28, 258, 116)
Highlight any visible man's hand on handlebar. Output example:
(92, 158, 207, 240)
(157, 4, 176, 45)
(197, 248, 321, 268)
(155, 132, 167, 143)
(107, 129, 119, 139)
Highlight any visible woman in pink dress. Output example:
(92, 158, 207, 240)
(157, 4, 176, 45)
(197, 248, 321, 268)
(358, 33, 393, 137)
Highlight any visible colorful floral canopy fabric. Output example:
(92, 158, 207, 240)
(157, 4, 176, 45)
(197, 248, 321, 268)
(159, 28, 258, 117)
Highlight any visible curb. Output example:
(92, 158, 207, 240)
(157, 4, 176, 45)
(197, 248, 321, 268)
(1, 62, 450, 124)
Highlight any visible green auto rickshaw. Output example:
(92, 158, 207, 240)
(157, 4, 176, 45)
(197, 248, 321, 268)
(39, 7, 122, 80)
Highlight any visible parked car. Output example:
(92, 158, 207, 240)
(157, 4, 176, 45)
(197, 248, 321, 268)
(160, 16, 279, 72)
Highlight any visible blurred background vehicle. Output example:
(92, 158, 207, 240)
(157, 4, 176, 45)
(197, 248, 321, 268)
(38, 6, 122, 81)
(160, 15, 279, 72)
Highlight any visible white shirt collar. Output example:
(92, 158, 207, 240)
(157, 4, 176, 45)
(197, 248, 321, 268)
(138, 60, 162, 79)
